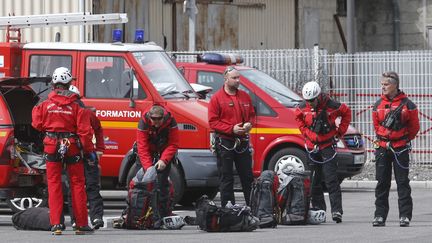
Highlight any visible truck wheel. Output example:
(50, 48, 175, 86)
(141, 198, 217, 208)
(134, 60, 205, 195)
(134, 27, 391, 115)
(126, 162, 185, 205)
(268, 147, 309, 177)
(7, 186, 48, 213)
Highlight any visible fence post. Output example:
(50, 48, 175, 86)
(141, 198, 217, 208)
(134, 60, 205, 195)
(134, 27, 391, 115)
(313, 44, 319, 83)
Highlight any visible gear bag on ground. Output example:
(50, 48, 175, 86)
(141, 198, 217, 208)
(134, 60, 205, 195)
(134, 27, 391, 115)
(195, 195, 259, 232)
(249, 170, 279, 228)
(277, 169, 311, 225)
(112, 167, 173, 229)
(12, 207, 59, 231)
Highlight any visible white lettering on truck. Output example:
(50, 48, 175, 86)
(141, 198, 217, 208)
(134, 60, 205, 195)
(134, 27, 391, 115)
(96, 110, 141, 118)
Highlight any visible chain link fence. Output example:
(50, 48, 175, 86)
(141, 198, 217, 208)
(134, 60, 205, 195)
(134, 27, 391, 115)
(170, 49, 432, 167)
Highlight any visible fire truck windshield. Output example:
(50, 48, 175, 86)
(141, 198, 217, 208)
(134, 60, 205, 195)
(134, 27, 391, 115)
(239, 69, 303, 107)
(133, 52, 197, 99)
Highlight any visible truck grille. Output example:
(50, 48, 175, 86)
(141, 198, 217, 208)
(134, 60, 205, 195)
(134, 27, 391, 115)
(177, 123, 197, 131)
(343, 135, 364, 149)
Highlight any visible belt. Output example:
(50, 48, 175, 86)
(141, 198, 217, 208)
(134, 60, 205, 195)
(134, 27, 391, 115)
(46, 132, 77, 139)
(215, 133, 249, 142)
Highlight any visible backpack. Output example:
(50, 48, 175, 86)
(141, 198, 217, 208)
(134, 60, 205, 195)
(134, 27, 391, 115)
(12, 207, 53, 231)
(277, 171, 311, 225)
(249, 170, 279, 228)
(114, 168, 173, 230)
(123, 180, 155, 229)
(195, 196, 259, 232)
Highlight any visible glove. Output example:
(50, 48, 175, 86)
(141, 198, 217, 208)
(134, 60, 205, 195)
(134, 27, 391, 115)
(85, 152, 97, 166)
(155, 160, 167, 171)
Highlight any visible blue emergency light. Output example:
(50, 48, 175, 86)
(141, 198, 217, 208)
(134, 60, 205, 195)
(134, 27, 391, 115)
(112, 29, 123, 42)
(135, 29, 144, 43)
(199, 53, 244, 65)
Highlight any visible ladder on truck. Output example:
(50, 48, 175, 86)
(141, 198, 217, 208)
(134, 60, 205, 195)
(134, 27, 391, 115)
(0, 12, 128, 42)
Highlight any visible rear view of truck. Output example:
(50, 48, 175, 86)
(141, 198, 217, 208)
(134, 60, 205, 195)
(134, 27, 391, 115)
(0, 74, 51, 212)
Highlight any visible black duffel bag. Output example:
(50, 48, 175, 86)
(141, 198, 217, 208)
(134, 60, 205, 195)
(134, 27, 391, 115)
(195, 196, 259, 232)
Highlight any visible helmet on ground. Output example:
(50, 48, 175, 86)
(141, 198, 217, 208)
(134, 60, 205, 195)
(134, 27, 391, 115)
(302, 81, 321, 100)
(52, 67, 73, 84)
(275, 156, 305, 184)
(307, 209, 326, 225)
(69, 85, 80, 96)
(162, 216, 185, 230)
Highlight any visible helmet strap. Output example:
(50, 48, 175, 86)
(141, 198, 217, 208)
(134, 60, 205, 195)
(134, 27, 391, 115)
(52, 83, 70, 90)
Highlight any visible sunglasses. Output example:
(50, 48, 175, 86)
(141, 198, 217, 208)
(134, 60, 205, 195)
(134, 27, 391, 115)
(223, 66, 236, 76)
(382, 72, 398, 80)
(150, 116, 163, 121)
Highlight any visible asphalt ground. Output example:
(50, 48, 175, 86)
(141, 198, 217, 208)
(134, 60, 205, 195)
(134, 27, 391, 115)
(1, 187, 432, 242)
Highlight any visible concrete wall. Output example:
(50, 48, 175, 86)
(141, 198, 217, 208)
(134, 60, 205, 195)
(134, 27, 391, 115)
(297, 0, 346, 53)
(356, 0, 428, 51)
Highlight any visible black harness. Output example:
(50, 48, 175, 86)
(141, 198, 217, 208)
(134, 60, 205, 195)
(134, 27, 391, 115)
(44, 132, 82, 164)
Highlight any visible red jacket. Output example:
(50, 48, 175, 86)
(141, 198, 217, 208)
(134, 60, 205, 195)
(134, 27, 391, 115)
(31, 89, 94, 155)
(208, 88, 256, 138)
(295, 94, 351, 149)
(372, 92, 419, 148)
(136, 106, 179, 170)
(75, 100, 105, 153)
(89, 110, 105, 152)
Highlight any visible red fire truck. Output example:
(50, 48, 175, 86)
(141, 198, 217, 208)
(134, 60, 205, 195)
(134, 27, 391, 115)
(176, 53, 365, 182)
(0, 13, 218, 211)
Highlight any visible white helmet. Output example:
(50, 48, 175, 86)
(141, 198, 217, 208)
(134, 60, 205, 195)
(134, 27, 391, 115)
(275, 157, 305, 184)
(69, 85, 80, 96)
(307, 209, 326, 225)
(52, 67, 73, 84)
(162, 216, 185, 230)
(302, 81, 321, 100)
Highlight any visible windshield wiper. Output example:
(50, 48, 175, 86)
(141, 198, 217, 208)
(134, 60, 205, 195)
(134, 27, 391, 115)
(265, 87, 297, 101)
(161, 90, 181, 97)
(182, 89, 197, 99)
(161, 90, 192, 99)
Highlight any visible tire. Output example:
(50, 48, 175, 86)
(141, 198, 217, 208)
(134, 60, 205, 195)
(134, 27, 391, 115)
(7, 186, 48, 213)
(126, 162, 185, 205)
(268, 147, 309, 181)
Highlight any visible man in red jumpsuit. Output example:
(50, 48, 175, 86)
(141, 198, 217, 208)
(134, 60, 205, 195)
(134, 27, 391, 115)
(295, 81, 351, 223)
(67, 85, 105, 230)
(136, 104, 179, 228)
(208, 66, 255, 207)
(32, 67, 94, 235)
(372, 71, 419, 227)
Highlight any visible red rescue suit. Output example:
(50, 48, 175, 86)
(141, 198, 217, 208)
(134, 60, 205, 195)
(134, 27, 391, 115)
(372, 92, 419, 148)
(136, 106, 179, 170)
(295, 94, 351, 149)
(208, 88, 256, 138)
(89, 109, 105, 153)
(32, 89, 94, 227)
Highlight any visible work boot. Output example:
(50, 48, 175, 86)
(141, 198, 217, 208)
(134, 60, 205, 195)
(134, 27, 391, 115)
(400, 217, 410, 227)
(372, 216, 385, 227)
(75, 225, 95, 235)
(332, 212, 342, 223)
(92, 218, 104, 230)
(51, 224, 63, 235)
